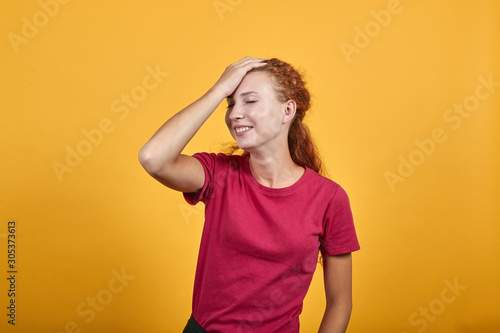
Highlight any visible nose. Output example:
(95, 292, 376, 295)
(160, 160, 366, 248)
(228, 103, 245, 121)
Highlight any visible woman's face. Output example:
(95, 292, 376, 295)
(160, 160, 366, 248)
(225, 71, 293, 152)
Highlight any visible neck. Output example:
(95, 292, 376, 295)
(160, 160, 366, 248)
(248, 146, 304, 188)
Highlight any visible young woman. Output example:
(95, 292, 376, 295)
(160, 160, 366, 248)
(139, 57, 360, 332)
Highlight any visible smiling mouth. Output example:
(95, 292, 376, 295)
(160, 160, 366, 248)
(235, 126, 253, 134)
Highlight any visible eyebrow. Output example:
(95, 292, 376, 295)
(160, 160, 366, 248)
(227, 91, 260, 101)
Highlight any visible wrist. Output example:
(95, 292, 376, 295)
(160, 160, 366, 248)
(207, 84, 229, 101)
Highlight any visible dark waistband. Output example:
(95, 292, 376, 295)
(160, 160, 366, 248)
(182, 314, 207, 333)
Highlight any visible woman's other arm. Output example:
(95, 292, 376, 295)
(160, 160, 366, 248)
(318, 253, 353, 333)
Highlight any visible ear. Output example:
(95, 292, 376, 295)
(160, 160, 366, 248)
(282, 100, 297, 124)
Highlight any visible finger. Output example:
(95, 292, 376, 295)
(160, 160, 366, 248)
(233, 57, 268, 68)
(231, 61, 268, 74)
(237, 56, 266, 63)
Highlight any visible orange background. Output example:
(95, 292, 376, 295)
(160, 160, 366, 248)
(1, 0, 499, 332)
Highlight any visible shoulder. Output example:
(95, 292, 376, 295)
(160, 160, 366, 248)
(192, 152, 246, 169)
(306, 169, 344, 191)
(305, 169, 350, 203)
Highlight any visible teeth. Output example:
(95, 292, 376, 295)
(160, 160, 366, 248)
(235, 126, 252, 133)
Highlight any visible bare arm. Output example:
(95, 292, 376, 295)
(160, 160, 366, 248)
(138, 57, 267, 192)
(318, 253, 353, 333)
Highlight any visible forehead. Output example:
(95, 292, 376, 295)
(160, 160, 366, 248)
(229, 71, 275, 100)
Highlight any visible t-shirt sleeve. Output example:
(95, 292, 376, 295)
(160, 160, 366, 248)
(182, 152, 220, 205)
(321, 184, 360, 256)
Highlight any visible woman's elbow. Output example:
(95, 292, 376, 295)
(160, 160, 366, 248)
(138, 147, 161, 175)
(326, 298, 352, 312)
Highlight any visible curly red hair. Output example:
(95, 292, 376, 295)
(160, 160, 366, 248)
(224, 58, 323, 174)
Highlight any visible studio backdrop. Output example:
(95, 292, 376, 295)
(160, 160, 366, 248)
(1, 0, 499, 332)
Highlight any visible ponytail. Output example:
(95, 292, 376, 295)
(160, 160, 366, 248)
(288, 117, 323, 174)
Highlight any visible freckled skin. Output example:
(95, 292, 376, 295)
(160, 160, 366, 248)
(225, 71, 288, 153)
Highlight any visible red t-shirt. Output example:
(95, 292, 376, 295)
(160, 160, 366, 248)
(183, 153, 360, 332)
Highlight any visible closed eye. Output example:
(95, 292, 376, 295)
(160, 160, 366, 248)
(227, 101, 257, 109)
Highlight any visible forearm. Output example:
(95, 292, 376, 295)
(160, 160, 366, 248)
(139, 86, 225, 169)
(318, 304, 352, 333)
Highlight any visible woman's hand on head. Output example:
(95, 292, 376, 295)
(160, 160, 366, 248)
(212, 57, 268, 98)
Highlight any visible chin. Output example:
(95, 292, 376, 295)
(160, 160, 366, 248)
(235, 141, 252, 151)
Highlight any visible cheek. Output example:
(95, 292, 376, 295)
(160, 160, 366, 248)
(257, 113, 283, 137)
(268, 108, 284, 129)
